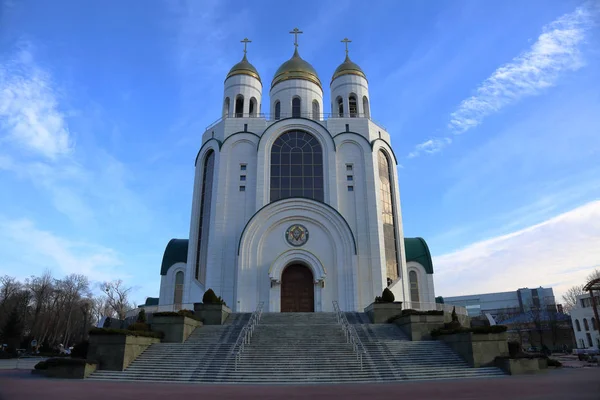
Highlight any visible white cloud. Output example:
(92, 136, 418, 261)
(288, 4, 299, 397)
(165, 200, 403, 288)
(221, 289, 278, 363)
(0, 46, 73, 160)
(408, 137, 451, 158)
(433, 200, 600, 303)
(0, 217, 124, 282)
(448, 4, 596, 134)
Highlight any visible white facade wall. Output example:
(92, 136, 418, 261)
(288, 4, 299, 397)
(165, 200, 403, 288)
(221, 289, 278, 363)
(269, 79, 323, 119)
(330, 74, 369, 117)
(223, 74, 262, 117)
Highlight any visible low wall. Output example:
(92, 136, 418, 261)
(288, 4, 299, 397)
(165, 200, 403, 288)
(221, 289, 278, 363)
(495, 357, 546, 375)
(436, 332, 509, 367)
(364, 302, 403, 323)
(194, 303, 231, 325)
(393, 314, 445, 341)
(88, 335, 160, 371)
(43, 362, 98, 379)
(152, 316, 202, 343)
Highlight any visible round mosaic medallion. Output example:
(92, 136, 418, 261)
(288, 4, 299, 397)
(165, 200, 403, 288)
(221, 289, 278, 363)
(285, 224, 309, 247)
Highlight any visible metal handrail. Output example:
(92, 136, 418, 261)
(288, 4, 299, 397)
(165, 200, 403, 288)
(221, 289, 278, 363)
(232, 302, 264, 370)
(333, 301, 367, 370)
(206, 112, 386, 131)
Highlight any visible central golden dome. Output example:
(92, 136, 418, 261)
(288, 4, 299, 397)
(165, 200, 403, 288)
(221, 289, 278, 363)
(271, 48, 321, 90)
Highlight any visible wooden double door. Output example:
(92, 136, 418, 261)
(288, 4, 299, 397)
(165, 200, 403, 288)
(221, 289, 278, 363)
(280, 264, 314, 312)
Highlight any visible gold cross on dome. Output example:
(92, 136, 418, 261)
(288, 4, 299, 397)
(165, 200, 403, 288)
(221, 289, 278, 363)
(341, 38, 351, 56)
(241, 38, 251, 54)
(289, 27, 303, 47)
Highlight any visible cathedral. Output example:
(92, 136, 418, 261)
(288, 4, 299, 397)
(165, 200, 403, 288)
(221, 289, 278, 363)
(156, 30, 436, 313)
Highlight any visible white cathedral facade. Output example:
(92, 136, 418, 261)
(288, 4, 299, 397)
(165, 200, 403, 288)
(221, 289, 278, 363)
(156, 33, 436, 313)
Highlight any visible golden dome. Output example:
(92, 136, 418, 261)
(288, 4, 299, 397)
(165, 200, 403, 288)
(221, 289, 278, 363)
(271, 48, 321, 90)
(331, 55, 366, 83)
(226, 54, 261, 82)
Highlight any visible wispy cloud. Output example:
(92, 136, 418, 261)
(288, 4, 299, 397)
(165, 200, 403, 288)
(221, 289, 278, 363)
(434, 200, 600, 302)
(0, 216, 124, 282)
(0, 45, 73, 160)
(408, 137, 451, 158)
(448, 4, 596, 134)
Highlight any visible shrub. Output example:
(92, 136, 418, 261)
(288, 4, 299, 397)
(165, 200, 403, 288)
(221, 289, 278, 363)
(127, 322, 150, 332)
(547, 358, 562, 367)
(137, 309, 147, 324)
(202, 289, 226, 306)
(89, 327, 163, 339)
(152, 310, 201, 321)
(71, 340, 89, 359)
(382, 288, 395, 303)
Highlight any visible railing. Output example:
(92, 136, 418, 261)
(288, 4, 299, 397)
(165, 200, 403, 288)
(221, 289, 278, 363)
(205, 112, 386, 131)
(402, 301, 468, 316)
(333, 301, 366, 370)
(232, 302, 264, 371)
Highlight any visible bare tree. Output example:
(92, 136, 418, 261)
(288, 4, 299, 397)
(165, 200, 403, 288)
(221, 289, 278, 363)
(101, 280, 133, 320)
(562, 269, 600, 313)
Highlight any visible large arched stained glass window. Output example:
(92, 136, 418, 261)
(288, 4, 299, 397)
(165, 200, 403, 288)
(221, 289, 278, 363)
(409, 271, 420, 303)
(195, 150, 215, 283)
(378, 150, 399, 283)
(270, 131, 323, 202)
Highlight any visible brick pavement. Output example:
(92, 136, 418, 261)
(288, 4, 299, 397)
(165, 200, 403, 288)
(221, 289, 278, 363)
(0, 368, 598, 400)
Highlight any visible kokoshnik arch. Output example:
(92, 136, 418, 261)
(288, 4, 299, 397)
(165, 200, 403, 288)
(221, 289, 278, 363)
(155, 31, 437, 313)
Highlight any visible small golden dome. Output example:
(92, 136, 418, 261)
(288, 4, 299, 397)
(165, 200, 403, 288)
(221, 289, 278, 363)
(331, 55, 366, 83)
(226, 54, 261, 82)
(271, 48, 321, 90)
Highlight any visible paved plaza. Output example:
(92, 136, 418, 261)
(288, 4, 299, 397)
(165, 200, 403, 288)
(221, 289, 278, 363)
(0, 368, 598, 400)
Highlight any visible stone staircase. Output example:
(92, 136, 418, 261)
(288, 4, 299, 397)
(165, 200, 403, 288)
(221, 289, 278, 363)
(88, 312, 505, 383)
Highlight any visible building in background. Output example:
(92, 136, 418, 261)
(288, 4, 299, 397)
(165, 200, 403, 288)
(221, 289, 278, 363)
(444, 287, 574, 351)
(444, 287, 556, 319)
(570, 293, 600, 349)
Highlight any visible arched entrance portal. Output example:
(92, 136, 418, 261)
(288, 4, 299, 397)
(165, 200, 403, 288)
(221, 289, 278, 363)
(281, 264, 314, 312)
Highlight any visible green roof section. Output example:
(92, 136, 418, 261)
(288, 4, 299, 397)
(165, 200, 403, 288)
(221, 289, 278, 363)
(160, 239, 189, 276)
(144, 297, 159, 306)
(404, 237, 434, 274)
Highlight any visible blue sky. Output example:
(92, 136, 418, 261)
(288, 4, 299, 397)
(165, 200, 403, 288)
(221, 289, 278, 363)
(1, 0, 599, 305)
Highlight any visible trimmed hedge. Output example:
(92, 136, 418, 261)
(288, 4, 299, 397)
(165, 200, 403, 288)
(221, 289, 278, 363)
(547, 358, 562, 367)
(127, 322, 150, 332)
(431, 325, 507, 337)
(153, 309, 201, 321)
(89, 327, 164, 339)
(202, 289, 227, 306)
(35, 358, 98, 370)
(401, 309, 443, 316)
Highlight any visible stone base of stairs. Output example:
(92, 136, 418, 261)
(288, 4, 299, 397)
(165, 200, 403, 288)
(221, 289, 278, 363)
(88, 312, 505, 384)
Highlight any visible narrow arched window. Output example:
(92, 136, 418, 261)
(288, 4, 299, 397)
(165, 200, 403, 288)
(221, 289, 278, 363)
(363, 96, 370, 118)
(235, 95, 244, 117)
(174, 271, 184, 308)
(587, 333, 593, 347)
(292, 97, 301, 118)
(249, 97, 257, 117)
(584, 318, 590, 331)
(275, 101, 281, 120)
(223, 97, 230, 118)
(195, 150, 215, 283)
(312, 100, 320, 121)
(378, 150, 399, 282)
(409, 271, 420, 304)
(349, 94, 357, 117)
(576, 319, 581, 331)
(593, 317, 597, 330)
(270, 130, 323, 202)
(337, 97, 344, 117)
